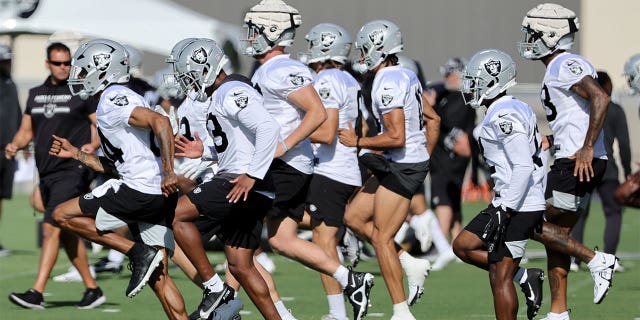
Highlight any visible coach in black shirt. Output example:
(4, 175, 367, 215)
(6, 42, 105, 310)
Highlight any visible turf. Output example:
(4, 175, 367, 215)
(1, 195, 639, 319)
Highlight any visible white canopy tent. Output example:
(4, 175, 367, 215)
(0, 0, 243, 56)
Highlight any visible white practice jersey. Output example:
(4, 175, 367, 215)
(97, 85, 163, 195)
(541, 52, 606, 159)
(176, 94, 217, 181)
(312, 69, 362, 187)
(478, 96, 546, 212)
(208, 77, 280, 179)
(251, 54, 314, 174)
(370, 65, 428, 163)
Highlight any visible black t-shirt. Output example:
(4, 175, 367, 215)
(429, 83, 476, 175)
(25, 77, 97, 177)
(0, 74, 21, 147)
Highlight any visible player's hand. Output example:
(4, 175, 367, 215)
(175, 132, 204, 159)
(481, 205, 511, 253)
(274, 141, 286, 158)
(161, 171, 178, 197)
(569, 145, 594, 182)
(177, 160, 214, 180)
(49, 135, 79, 159)
(4, 142, 18, 159)
(338, 122, 357, 147)
(226, 174, 256, 203)
(424, 88, 436, 107)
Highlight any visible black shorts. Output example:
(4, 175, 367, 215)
(465, 205, 543, 263)
(41, 168, 92, 225)
(0, 156, 15, 199)
(430, 171, 464, 212)
(187, 178, 272, 250)
(358, 153, 429, 199)
(413, 182, 425, 196)
(79, 183, 177, 228)
(545, 158, 607, 211)
(305, 174, 357, 227)
(267, 159, 311, 221)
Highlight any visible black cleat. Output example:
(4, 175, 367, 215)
(520, 268, 544, 320)
(344, 270, 374, 320)
(126, 245, 164, 297)
(189, 283, 235, 320)
(75, 287, 107, 309)
(93, 256, 123, 273)
(8, 288, 45, 309)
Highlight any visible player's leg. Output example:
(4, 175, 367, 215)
(148, 247, 188, 320)
(312, 219, 348, 320)
(489, 258, 519, 320)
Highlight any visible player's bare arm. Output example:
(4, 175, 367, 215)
(340, 108, 405, 150)
(280, 84, 328, 155)
(128, 106, 178, 196)
(422, 92, 440, 155)
(309, 108, 338, 144)
(49, 134, 107, 174)
(4, 114, 33, 159)
(569, 75, 610, 182)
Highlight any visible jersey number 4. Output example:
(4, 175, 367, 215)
(98, 128, 161, 164)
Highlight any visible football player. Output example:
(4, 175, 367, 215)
(453, 49, 546, 320)
(518, 4, 618, 319)
(49, 39, 187, 319)
(243, 1, 374, 319)
(338, 20, 430, 320)
(298, 22, 363, 320)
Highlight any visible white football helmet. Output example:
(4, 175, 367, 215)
(242, 0, 302, 56)
(167, 38, 229, 102)
(123, 44, 142, 76)
(153, 66, 183, 100)
(354, 19, 403, 71)
(68, 39, 130, 100)
(462, 49, 517, 109)
(624, 53, 640, 93)
(299, 23, 351, 65)
(517, 3, 579, 60)
(396, 55, 419, 75)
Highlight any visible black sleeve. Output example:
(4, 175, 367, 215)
(612, 104, 632, 177)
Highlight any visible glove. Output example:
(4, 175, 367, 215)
(480, 205, 511, 253)
(153, 105, 178, 136)
(177, 160, 214, 180)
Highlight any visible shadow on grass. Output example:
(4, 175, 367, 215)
(46, 301, 120, 308)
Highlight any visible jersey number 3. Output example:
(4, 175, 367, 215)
(206, 113, 229, 153)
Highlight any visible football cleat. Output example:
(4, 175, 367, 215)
(344, 270, 374, 320)
(189, 283, 235, 320)
(588, 251, 617, 304)
(519, 268, 544, 320)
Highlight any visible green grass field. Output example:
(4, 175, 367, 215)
(1, 195, 639, 319)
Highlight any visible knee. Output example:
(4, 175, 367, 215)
(451, 239, 465, 260)
(268, 235, 286, 255)
(52, 207, 67, 227)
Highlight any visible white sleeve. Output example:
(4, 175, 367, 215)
(549, 56, 596, 90)
(315, 73, 342, 110)
(225, 88, 279, 179)
(499, 132, 535, 210)
(372, 75, 407, 114)
(267, 62, 314, 98)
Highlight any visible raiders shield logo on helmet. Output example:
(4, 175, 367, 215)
(321, 32, 337, 47)
(191, 47, 208, 64)
(381, 94, 394, 106)
(319, 87, 331, 99)
(83, 193, 94, 200)
(93, 53, 111, 71)
(499, 121, 513, 134)
(567, 59, 583, 75)
(289, 74, 304, 86)
(233, 92, 248, 108)
(369, 29, 384, 46)
(110, 94, 129, 106)
(484, 59, 501, 77)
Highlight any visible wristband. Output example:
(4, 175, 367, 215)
(281, 140, 289, 153)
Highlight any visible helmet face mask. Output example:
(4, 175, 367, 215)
(167, 38, 228, 102)
(355, 20, 403, 71)
(517, 3, 579, 60)
(299, 23, 351, 65)
(462, 49, 517, 109)
(68, 39, 130, 100)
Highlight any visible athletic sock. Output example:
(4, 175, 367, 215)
(514, 267, 527, 284)
(398, 251, 412, 268)
(108, 249, 125, 264)
(333, 265, 350, 289)
(275, 300, 293, 318)
(426, 210, 451, 252)
(202, 274, 224, 292)
(327, 293, 347, 320)
(392, 301, 411, 317)
(126, 242, 145, 257)
(546, 311, 570, 319)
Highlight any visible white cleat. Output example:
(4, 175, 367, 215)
(539, 311, 570, 320)
(431, 249, 456, 271)
(403, 257, 431, 306)
(410, 213, 433, 253)
(53, 266, 96, 282)
(588, 251, 617, 304)
(390, 313, 417, 320)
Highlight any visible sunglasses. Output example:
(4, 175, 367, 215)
(49, 60, 71, 66)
